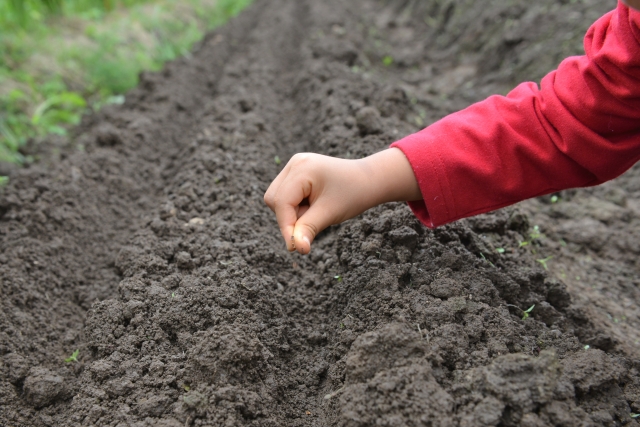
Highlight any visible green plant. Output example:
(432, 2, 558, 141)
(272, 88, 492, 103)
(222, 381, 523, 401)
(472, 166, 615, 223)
(0, 0, 254, 164)
(522, 304, 535, 320)
(519, 225, 544, 247)
(631, 413, 639, 419)
(479, 252, 495, 268)
(274, 155, 281, 165)
(334, 275, 342, 282)
(382, 55, 394, 66)
(496, 247, 505, 253)
(536, 255, 553, 271)
(32, 92, 87, 135)
(64, 349, 80, 362)
(507, 304, 535, 320)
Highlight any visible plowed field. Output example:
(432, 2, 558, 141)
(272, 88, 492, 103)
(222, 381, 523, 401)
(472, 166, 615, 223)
(1, 0, 639, 426)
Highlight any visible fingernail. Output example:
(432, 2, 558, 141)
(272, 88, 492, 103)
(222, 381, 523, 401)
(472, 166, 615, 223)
(303, 236, 310, 252)
(289, 236, 296, 252)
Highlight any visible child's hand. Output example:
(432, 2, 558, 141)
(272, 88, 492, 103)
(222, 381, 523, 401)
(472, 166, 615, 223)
(264, 148, 421, 254)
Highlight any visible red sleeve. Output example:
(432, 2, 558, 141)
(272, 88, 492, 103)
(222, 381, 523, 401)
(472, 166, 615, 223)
(391, 1, 640, 228)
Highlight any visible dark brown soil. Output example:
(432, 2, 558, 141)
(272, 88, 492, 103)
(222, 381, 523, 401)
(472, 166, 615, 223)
(1, 0, 639, 426)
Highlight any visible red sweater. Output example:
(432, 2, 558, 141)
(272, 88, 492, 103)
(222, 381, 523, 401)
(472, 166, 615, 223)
(391, 1, 640, 228)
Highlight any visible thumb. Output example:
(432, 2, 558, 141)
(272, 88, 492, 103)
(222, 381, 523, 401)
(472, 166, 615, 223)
(292, 202, 334, 255)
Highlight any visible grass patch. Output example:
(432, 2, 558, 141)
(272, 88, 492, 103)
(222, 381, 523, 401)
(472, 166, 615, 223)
(0, 0, 253, 166)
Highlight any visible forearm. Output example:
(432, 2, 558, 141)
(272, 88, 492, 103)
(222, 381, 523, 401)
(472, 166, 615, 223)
(391, 2, 640, 228)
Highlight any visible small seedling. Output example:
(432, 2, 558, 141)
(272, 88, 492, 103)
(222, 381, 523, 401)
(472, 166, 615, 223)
(522, 305, 535, 320)
(183, 384, 191, 391)
(274, 155, 281, 165)
(584, 345, 590, 350)
(339, 322, 345, 329)
(536, 256, 553, 270)
(334, 275, 343, 282)
(171, 292, 176, 298)
(631, 413, 639, 419)
(496, 248, 505, 254)
(0, 176, 8, 186)
(479, 252, 495, 268)
(520, 225, 544, 248)
(382, 55, 394, 66)
(65, 349, 80, 363)
(530, 225, 542, 240)
(550, 195, 559, 203)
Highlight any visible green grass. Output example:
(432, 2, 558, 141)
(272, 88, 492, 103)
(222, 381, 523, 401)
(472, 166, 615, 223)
(0, 0, 253, 169)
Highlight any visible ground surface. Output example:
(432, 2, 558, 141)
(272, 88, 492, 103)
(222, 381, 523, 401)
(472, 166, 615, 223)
(1, 0, 639, 426)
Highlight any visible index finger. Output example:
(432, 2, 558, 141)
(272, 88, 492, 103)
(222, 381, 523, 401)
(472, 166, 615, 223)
(264, 161, 292, 212)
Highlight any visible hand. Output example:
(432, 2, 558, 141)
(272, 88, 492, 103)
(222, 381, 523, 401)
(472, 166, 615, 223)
(264, 148, 421, 254)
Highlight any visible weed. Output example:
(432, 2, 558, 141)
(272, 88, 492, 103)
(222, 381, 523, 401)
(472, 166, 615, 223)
(274, 155, 281, 165)
(31, 92, 87, 135)
(479, 252, 495, 268)
(0, 0, 254, 163)
(339, 322, 345, 329)
(507, 304, 535, 320)
(64, 349, 80, 363)
(631, 413, 640, 419)
(496, 247, 505, 254)
(334, 275, 342, 282)
(382, 55, 394, 66)
(550, 195, 559, 203)
(519, 225, 544, 247)
(522, 305, 535, 320)
(530, 225, 542, 240)
(584, 345, 590, 350)
(536, 256, 553, 270)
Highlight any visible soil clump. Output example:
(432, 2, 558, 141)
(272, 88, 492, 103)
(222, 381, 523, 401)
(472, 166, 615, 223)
(1, 0, 639, 426)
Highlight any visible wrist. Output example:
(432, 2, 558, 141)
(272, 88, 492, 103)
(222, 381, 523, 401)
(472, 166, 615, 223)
(357, 148, 422, 208)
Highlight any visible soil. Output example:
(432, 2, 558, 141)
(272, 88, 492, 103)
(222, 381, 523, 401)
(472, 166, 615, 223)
(1, 0, 639, 426)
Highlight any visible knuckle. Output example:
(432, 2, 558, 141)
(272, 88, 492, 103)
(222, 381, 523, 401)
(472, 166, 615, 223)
(291, 152, 312, 166)
(263, 191, 273, 206)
